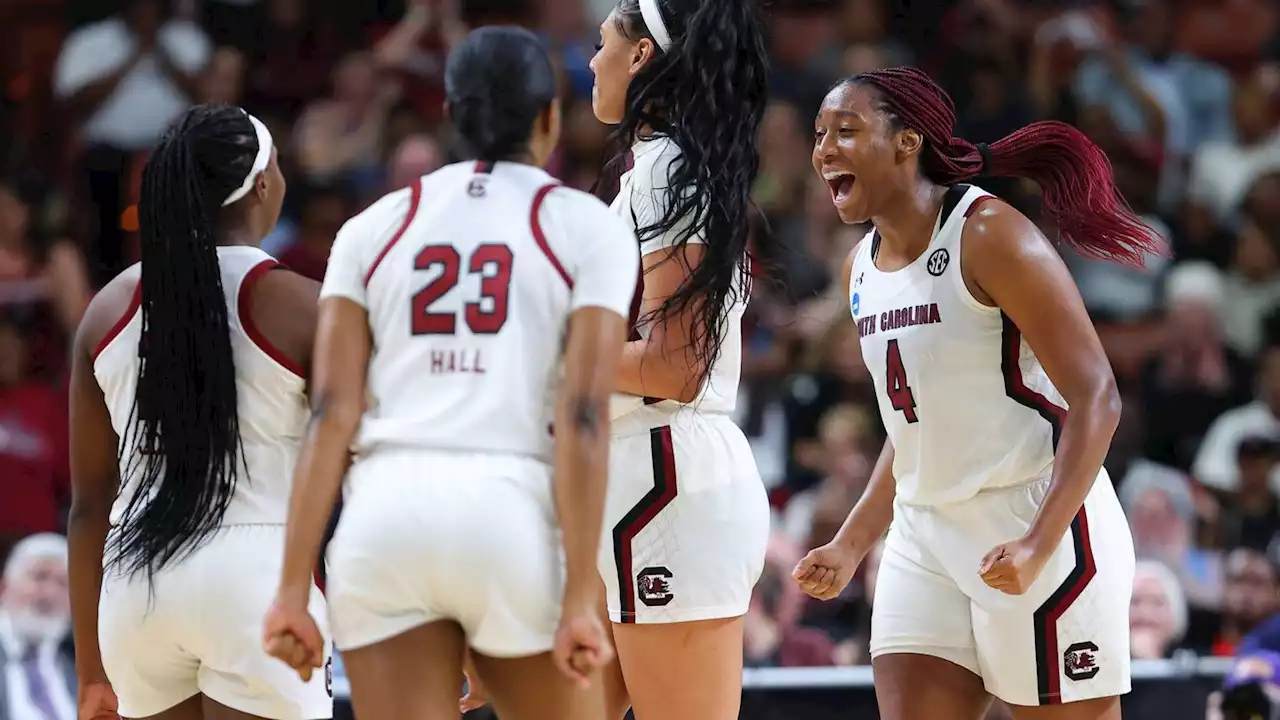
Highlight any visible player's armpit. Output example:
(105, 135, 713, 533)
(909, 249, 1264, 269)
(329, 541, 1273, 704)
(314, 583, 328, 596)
(961, 202, 1120, 555)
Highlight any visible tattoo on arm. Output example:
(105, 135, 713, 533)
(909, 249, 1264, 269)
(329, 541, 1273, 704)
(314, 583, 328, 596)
(571, 396, 601, 438)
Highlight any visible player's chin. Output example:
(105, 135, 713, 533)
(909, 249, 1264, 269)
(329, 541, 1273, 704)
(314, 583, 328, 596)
(834, 195, 871, 225)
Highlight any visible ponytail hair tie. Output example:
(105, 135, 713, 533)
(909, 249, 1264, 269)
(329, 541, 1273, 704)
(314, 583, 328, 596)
(975, 142, 992, 176)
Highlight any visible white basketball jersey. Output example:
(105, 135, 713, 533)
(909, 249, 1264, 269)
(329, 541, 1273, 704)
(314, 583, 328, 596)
(609, 136, 747, 428)
(851, 185, 1066, 506)
(93, 246, 309, 527)
(319, 161, 639, 463)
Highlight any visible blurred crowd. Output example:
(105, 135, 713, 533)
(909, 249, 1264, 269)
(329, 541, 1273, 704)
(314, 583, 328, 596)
(8, 0, 1280, 716)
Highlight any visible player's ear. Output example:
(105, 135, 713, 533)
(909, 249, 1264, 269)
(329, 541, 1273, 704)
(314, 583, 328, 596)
(630, 37, 656, 77)
(896, 128, 923, 160)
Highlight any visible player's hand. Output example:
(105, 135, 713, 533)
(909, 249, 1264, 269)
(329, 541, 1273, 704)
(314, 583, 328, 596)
(460, 651, 489, 712)
(979, 536, 1051, 595)
(263, 594, 325, 681)
(77, 680, 119, 720)
(552, 605, 613, 688)
(793, 541, 865, 601)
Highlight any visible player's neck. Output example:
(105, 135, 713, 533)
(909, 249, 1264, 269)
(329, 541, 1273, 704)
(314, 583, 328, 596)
(871, 183, 948, 261)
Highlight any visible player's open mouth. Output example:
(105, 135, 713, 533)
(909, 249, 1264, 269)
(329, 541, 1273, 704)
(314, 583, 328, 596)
(822, 171, 856, 204)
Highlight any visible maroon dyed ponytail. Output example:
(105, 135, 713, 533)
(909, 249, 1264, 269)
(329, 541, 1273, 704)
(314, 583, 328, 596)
(849, 67, 1164, 267)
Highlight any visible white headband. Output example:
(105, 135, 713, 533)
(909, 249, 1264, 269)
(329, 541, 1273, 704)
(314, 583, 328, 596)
(639, 0, 672, 51)
(222, 112, 273, 207)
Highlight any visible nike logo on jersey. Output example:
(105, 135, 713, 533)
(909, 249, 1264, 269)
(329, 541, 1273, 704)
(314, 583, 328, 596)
(856, 302, 942, 338)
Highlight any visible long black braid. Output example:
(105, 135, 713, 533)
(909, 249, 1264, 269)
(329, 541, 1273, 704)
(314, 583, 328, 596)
(109, 104, 259, 579)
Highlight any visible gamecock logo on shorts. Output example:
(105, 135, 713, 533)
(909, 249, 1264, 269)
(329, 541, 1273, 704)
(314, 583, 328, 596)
(636, 566, 674, 607)
(1063, 641, 1100, 682)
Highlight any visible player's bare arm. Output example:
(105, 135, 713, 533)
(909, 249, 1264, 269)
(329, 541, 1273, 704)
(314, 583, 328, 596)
(267, 297, 371, 678)
(615, 244, 708, 403)
(555, 305, 628, 684)
(68, 280, 131, 719)
(962, 201, 1121, 595)
(795, 243, 896, 601)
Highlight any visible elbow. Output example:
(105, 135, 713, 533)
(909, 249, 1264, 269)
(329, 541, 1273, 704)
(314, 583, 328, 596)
(310, 394, 364, 438)
(1092, 373, 1122, 435)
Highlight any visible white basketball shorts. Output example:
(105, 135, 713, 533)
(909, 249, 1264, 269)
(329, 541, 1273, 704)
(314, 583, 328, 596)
(99, 525, 333, 719)
(325, 450, 563, 658)
(599, 412, 770, 624)
(870, 471, 1135, 707)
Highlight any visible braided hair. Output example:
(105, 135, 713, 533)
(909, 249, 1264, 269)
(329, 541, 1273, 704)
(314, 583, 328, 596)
(844, 67, 1162, 266)
(110, 105, 259, 579)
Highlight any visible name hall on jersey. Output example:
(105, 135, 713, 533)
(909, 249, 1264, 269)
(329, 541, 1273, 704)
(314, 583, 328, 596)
(857, 302, 943, 338)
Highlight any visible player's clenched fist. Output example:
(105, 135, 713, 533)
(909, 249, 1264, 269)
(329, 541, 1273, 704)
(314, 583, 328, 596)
(979, 536, 1051, 595)
(262, 595, 326, 681)
(792, 541, 865, 601)
(552, 607, 614, 688)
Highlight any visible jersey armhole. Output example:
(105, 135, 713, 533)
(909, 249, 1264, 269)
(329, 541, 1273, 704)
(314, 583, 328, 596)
(238, 260, 307, 379)
(363, 179, 423, 286)
(952, 194, 1002, 315)
(91, 282, 142, 363)
(531, 183, 573, 289)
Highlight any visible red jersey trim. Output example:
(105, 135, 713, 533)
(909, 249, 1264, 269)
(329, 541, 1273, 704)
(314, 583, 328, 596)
(92, 282, 142, 363)
(364, 179, 423, 286)
(530, 183, 573, 289)
(239, 259, 307, 379)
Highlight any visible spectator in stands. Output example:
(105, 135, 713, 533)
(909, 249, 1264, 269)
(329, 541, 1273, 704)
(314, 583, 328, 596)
(1195, 342, 1280, 493)
(1218, 437, 1280, 550)
(1204, 547, 1280, 656)
(0, 533, 74, 720)
(1122, 460, 1223, 608)
(1144, 262, 1254, 471)
(1222, 217, 1280, 357)
(53, 0, 210, 286)
(1131, 560, 1190, 659)
(197, 46, 245, 106)
(1187, 73, 1280, 226)
(0, 179, 91, 342)
(293, 51, 397, 192)
(0, 312, 69, 562)
(276, 182, 350, 282)
(385, 133, 443, 195)
(744, 534, 835, 667)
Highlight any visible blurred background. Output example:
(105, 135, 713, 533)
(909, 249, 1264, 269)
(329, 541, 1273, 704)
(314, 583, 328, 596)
(2, 0, 1280, 717)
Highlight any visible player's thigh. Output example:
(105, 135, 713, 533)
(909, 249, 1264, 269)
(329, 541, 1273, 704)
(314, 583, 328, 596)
(340, 619, 467, 720)
(601, 421, 769, 625)
(131, 694, 204, 720)
(963, 477, 1133, 708)
(870, 520, 983, 678)
(194, 526, 333, 720)
(612, 616, 745, 720)
(873, 654, 992, 720)
(470, 651, 605, 720)
(1006, 697, 1121, 720)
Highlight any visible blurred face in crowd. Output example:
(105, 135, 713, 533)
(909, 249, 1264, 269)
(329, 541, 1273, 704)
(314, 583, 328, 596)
(589, 10, 658, 125)
(841, 0, 885, 43)
(0, 554, 70, 644)
(1234, 79, 1276, 146)
(1237, 444, 1277, 496)
(201, 48, 245, 106)
(0, 185, 28, 244)
(813, 81, 924, 225)
(333, 54, 378, 108)
(0, 319, 27, 387)
(125, 0, 163, 39)
(1165, 299, 1219, 349)
(1129, 487, 1188, 556)
(388, 135, 442, 192)
(266, 0, 303, 30)
(1259, 347, 1280, 413)
(1128, 0, 1173, 60)
(1235, 221, 1280, 282)
(1245, 174, 1280, 229)
(1222, 548, 1280, 626)
(1130, 565, 1178, 644)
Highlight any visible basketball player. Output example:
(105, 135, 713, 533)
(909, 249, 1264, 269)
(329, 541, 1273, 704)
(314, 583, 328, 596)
(262, 27, 640, 720)
(795, 68, 1156, 720)
(588, 0, 771, 718)
(69, 104, 330, 720)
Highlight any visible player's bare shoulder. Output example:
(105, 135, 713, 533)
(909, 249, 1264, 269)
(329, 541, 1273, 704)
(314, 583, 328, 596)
(77, 263, 141, 358)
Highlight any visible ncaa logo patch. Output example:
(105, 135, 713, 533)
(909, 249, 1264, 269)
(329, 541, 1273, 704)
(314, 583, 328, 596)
(927, 248, 950, 277)
(637, 566, 674, 607)
(1063, 641, 1100, 682)
(851, 292, 860, 317)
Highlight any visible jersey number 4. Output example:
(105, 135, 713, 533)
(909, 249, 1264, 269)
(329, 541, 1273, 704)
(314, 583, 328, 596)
(411, 244, 513, 335)
(885, 339, 919, 423)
